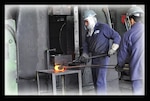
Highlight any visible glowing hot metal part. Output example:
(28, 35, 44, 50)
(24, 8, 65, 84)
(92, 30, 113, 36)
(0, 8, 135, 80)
(54, 64, 66, 72)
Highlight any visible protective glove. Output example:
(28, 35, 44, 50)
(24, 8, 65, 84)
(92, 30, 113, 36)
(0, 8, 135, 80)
(108, 43, 119, 56)
(108, 48, 116, 56)
(79, 53, 90, 63)
(115, 64, 124, 72)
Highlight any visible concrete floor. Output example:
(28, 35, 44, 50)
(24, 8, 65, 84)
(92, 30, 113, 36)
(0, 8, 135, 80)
(119, 79, 133, 95)
(39, 79, 132, 96)
(37, 70, 133, 96)
(81, 79, 133, 96)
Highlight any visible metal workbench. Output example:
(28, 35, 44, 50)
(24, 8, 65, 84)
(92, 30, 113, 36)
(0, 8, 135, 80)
(36, 69, 82, 95)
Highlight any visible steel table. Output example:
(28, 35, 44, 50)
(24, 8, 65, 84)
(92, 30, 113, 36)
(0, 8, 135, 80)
(36, 69, 82, 95)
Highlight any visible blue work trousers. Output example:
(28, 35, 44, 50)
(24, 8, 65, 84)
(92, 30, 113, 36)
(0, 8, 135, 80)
(92, 56, 109, 95)
(132, 79, 144, 95)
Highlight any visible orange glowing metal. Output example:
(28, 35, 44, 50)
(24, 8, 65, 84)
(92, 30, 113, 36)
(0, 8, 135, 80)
(54, 64, 66, 72)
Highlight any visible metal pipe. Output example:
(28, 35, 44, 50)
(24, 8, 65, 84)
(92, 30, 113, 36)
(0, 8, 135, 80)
(87, 53, 108, 59)
(58, 64, 129, 71)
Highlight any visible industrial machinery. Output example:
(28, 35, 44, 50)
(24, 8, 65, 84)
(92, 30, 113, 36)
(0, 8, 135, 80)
(5, 19, 18, 95)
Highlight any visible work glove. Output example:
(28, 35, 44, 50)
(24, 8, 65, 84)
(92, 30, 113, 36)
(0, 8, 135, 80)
(79, 53, 90, 63)
(108, 43, 119, 56)
(108, 48, 116, 56)
(115, 64, 124, 72)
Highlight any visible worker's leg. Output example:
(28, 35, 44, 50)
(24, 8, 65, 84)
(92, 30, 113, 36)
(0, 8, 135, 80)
(92, 57, 109, 95)
(132, 79, 144, 95)
(96, 67, 107, 95)
(91, 58, 100, 94)
(92, 67, 98, 93)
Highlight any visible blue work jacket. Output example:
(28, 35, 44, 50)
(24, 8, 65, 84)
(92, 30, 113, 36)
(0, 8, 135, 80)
(83, 22, 121, 55)
(117, 22, 144, 80)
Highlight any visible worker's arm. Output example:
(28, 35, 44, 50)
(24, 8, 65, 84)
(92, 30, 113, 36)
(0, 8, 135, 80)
(78, 33, 90, 63)
(103, 24, 121, 56)
(82, 33, 89, 54)
(117, 33, 129, 67)
(103, 24, 121, 45)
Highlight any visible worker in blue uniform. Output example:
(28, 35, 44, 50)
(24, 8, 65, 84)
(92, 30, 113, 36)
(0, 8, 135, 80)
(80, 9, 121, 95)
(115, 6, 144, 95)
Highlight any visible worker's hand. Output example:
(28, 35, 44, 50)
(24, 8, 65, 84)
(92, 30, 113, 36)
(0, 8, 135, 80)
(108, 48, 116, 56)
(79, 53, 90, 63)
(108, 43, 119, 56)
(115, 64, 124, 72)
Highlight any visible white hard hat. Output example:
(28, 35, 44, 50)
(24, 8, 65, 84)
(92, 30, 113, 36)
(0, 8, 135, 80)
(126, 6, 144, 17)
(83, 10, 97, 20)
